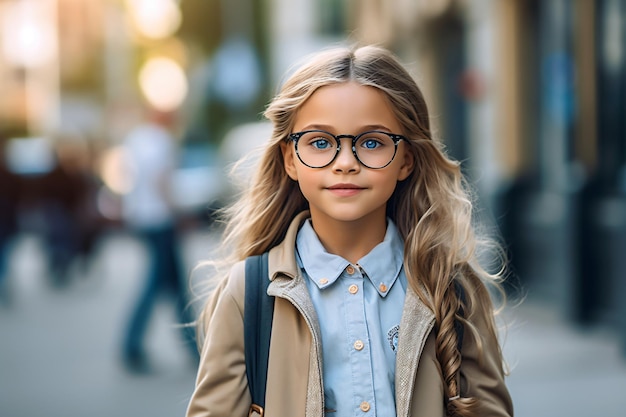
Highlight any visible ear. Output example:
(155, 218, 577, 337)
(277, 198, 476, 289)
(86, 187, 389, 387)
(281, 141, 299, 180)
(397, 144, 415, 181)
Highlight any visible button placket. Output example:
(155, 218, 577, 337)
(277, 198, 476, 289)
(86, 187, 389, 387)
(342, 268, 374, 416)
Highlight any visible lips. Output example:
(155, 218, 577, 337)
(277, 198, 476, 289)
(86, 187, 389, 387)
(327, 183, 364, 190)
(326, 183, 365, 196)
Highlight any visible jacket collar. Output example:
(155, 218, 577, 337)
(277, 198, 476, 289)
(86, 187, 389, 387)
(267, 211, 310, 281)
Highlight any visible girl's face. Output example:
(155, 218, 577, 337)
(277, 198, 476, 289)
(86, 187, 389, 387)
(281, 81, 414, 227)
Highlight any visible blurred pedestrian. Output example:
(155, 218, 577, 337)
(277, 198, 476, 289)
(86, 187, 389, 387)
(186, 46, 513, 417)
(36, 140, 86, 287)
(120, 111, 197, 373)
(0, 140, 20, 303)
(54, 136, 105, 277)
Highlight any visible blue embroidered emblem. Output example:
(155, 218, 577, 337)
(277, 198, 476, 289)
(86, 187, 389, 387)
(387, 324, 400, 352)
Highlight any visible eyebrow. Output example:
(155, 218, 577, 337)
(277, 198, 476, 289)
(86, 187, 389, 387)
(298, 124, 393, 133)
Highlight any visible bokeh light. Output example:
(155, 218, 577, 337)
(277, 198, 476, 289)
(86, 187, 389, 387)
(99, 145, 133, 195)
(138, 56, 188, 112)
(1, 1, 56, 68)
(125, 0, 182, 40)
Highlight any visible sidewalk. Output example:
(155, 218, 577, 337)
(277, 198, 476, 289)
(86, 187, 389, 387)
(1, 231, 625, 417)
(0, 231, 214, 417)
(501, 301, 626, 416)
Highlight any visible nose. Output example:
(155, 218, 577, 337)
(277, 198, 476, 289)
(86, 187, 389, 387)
(332, 137, 360, 173)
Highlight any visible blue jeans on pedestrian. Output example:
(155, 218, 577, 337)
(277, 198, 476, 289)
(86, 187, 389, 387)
(122, 225, 198, 366)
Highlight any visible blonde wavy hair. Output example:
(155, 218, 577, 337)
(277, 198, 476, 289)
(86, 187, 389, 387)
(198, 44, 507, 417)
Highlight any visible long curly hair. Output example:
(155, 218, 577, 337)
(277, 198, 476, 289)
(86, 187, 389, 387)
(198, 44, 507, 417)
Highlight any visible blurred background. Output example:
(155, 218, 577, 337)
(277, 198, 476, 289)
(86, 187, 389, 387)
(1, 0, 625, 416)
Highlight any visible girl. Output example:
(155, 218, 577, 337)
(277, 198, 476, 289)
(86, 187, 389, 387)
(186, 45, 513, 417)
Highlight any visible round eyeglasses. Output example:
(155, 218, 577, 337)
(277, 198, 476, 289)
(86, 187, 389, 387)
(287, 130, 406, 169)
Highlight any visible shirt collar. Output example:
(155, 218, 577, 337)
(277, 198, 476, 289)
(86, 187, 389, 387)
(295, 218, 405, 297)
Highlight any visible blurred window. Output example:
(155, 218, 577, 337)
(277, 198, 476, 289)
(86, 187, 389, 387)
(317, 0, 346, 35)
(6, 137, 55, 176)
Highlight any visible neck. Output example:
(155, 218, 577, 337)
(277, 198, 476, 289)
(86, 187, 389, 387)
(309, 212, 387, 264)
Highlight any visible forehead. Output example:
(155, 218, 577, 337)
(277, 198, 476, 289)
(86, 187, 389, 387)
(293, 82, 401, 133)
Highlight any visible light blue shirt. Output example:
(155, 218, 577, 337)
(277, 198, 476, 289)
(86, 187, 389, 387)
(296, 219, 407, 417)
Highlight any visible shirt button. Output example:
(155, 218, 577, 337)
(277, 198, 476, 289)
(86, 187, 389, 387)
(360, 401, 370, 412)
(353, 340, 364, 351)
(379, 283, 388, 293)
(348, 284, 358, 294)
(346, 265, 355, 275)
(319, 278, 328, 285)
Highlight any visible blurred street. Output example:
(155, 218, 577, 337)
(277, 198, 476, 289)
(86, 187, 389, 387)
(1, 228, 625, 417)
(1, 1, 626, 416)
(0, 229, 217, 417)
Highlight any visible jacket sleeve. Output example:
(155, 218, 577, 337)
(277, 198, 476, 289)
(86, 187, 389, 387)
(459, 307, 514, 417)
(186, 261, 251, 417)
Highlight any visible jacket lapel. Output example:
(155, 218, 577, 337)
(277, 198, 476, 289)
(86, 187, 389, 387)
(395, 288, 436, 417)
(268, 274, 324, 417)
(267, 211, 325, 417)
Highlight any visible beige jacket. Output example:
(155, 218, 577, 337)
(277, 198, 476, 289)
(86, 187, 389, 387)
(186, 212, 513, 417)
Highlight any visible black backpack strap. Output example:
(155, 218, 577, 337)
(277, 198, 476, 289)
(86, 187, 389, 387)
(244, 252, 274, 416)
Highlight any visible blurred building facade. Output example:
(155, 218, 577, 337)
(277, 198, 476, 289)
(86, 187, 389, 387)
(347, 0, 626, 354)
(0, 0, 625, 353)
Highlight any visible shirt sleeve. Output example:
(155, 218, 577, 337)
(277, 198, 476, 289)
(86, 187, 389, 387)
(186, 261, 252, 417)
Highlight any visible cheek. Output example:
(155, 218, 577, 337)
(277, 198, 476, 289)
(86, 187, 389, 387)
(293, 170, 317, 194)
(384, 177, 401, 200)
(370, 171, 401, 197)
(381, 169, 408, 198)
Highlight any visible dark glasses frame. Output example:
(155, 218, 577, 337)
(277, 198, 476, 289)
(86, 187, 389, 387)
(287, 129, 406, 169)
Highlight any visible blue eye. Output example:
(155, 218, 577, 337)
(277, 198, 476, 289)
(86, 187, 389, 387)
(312, 138, 332, 150)
(362, 139, 382, 149)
